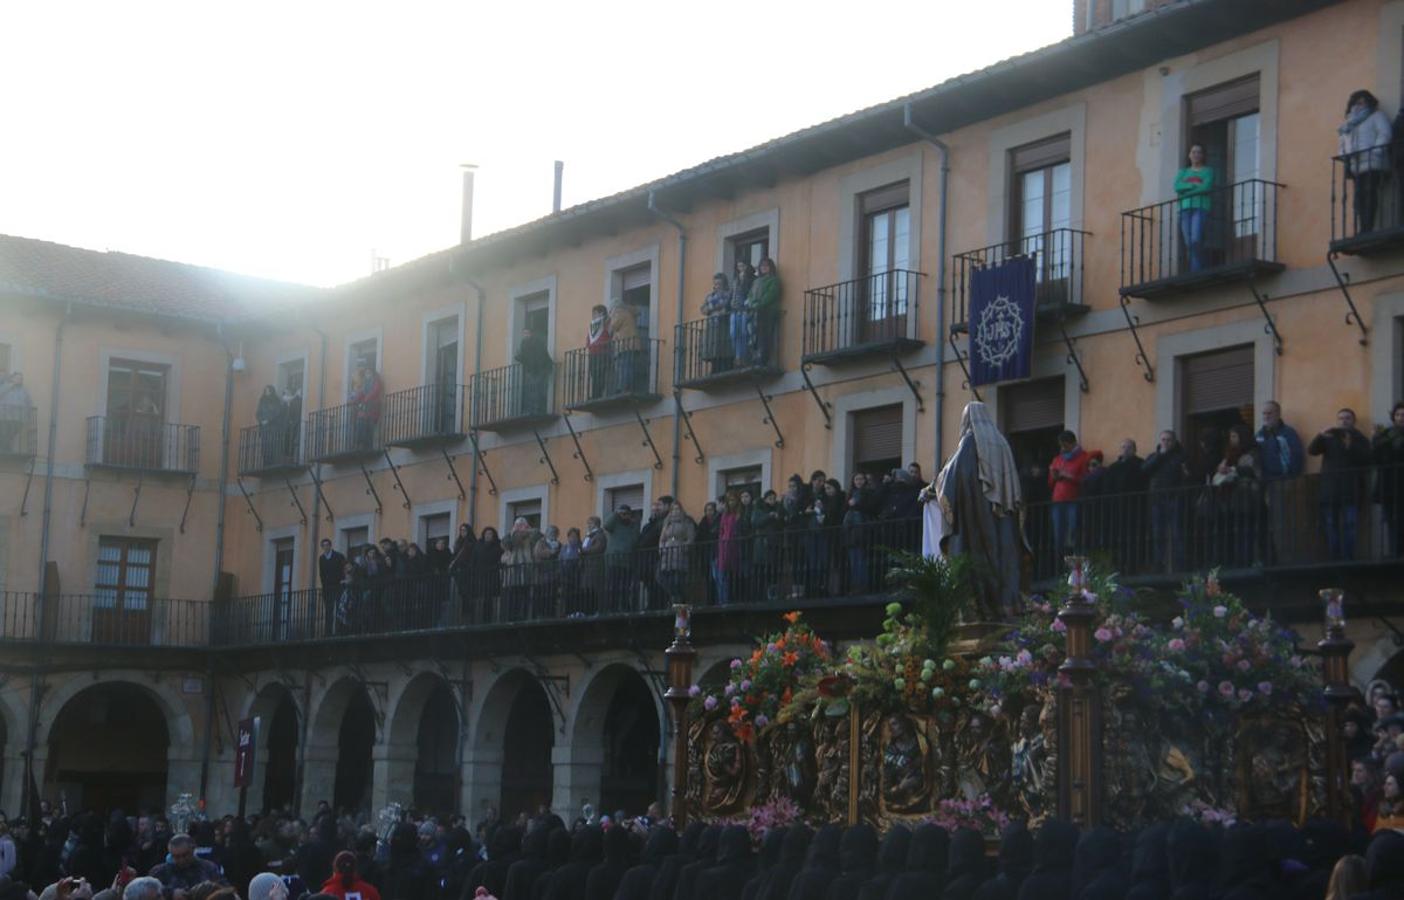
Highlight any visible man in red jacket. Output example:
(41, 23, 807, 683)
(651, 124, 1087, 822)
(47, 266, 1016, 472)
(1048, 430, 1091, 559)
(320, 851, 381, 900)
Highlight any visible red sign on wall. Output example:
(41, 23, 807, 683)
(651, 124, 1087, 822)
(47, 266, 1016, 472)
(234, 717, 258, 788)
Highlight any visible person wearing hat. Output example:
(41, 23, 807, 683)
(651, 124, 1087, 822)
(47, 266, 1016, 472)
(320, 851, 381, 900)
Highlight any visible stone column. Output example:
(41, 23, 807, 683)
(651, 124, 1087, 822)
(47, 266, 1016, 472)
(300, 745, 339, 813)
(550, 744, 604, 823)
(461, 746, 504, 825)
(372, 743, 418, 812)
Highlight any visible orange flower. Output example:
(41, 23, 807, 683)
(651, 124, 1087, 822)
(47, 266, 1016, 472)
(781, 687, 793, 705)
(735, 722, 755, 743)
(775, 635, 788, 650)
(782, 651, 799, 668)
(728, 704, 749, 725)
(751, 649, 763, 664)
(783, 611, 802, 624)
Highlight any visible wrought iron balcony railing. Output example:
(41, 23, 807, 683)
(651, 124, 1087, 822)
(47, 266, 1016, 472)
(306, 400, 381, 463)
(951, 229, 1089, 332)
(0, 591, 208, 647)
(469, 363, 556, 432)
(0, 404, 38, 458)
(237, 421, 303, 476)
(1330, 147, 1404, 255)
(382, 383, 466, 446)
(802, 269, 924, 363)
(1120, 178, 1283, 299)
(674, 313, 781, 390)
(560, 337, 662, 412)
(85, 416, 199, 474)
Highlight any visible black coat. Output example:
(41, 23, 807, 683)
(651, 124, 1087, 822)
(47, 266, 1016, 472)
(1309, 427, 1372, 503)
(759, 824, 810, 900)
(1143, 445, 1188, 494)
(856, 824, 909, 900)
(1124, 824, 1170, 900)
(821, 824, 878, 900)
(542, 826, 601, 900)
(671, 825, 720, 900)
(319, 549, 347, 589)
(695, 825, 754, 900)
(943, 828, 989, 900)
(1166, 820, 1215, 900)
(973, 821, 1034, 900)
(1352, 829, 1404, 900)
(503, 825, 552, 900)
(615, 826, 677, 900)
(887, 823, 950, 900)
(786, 824, 842, 900)
(648, 822, 703, 900)
(1017, 820, 1079, 900)
(741, 827, 787, 900)
(582, 825, 632, 900)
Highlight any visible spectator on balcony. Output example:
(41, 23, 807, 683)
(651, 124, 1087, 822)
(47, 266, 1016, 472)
(603, 505, 639, 613)
(532, 525, 563, 618)
(657, 502, 696, 604)
(256, 385, 286, 466)
(782, 475, 811, 599)
(1104, 439, 1148, 573)
(637, 496, 675, 611)
(586, 305, 611, 400)
(809, 479, 846, 598)
(1310, 407, 1373, 561)
(1373, 402, 1404, 557)
(469, 528, 502, 623)
(1214, 423, 1262, 567)
(1174, 144, 1215, 273)
(844, 472, 881, 594)
(515, 327, 553, 417)
(607, 299, 641, 396)
(730, 260, 756, 367)
(401, 543, 429, 627)
(559, 527, 584, 615)
(751, 490, 783, 603)
(701, 273, 733, 374)
(1339, 89, 1394, 235)
(1048, 431, 1091, 556)
(745, 257, 781, 367)
(715, 491, 744, 606)
(449, 524, 476, 617)
(501, 517, 541, 620)
(580, 516, 608, 613)
(350, 366, 382, 450)
(1257, 401, 1305, 562)
(1078, 451, 1107, 554)
(317, 539, 346, 637)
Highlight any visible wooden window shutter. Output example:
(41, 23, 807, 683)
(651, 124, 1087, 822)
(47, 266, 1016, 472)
(860, 181, 910, 215)
(1002, 378, 1065, 433)
(1181, 346, 1254, 415)
(1187, 75, 1260, 127)
(607, 484, 645, 514)
(1010, 134, 1072, 173)
(853, 405, 904, 464)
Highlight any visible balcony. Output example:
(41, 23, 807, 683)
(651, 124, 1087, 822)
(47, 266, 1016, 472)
(236, 421, 303, 477)
(801, 269, 924, 365)
(0, 404, 38, 459)
(382, 383, 466, 447)
(674, 314, 781, 391)
(85, 416, 199, 474)
(1120, 178, 1284, 300)
(1329, 148, 1404, 256)
(306, 401, 381, 464)
(560, 337, 662, 413)
(469, 363, 556, 432)
(950, 229, 1090, 333)
(0, 591, 208, 648)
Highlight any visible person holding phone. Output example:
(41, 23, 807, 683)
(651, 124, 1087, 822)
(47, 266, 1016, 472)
(1309, 407, 1372, 560)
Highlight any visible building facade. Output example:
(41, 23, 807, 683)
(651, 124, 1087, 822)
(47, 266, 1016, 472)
(2, 0, 1403, 824)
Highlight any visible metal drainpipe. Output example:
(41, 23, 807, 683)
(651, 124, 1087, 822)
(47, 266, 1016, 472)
(451, 256, 486, 525)
(903, 102, 951, 461)
(307, 328, 329, 589)
(23, 301, 70, 816)
(212, 323, 235, 599)
(646, 190, 686, 501)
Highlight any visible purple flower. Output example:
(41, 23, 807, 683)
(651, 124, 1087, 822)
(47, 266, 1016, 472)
(1257, 681, 1272, 696)
(704, 696, 718, 711)
(1213, 605, 1228, 619)
(1237, 688, 1253, 703)
(1196, 680, 1210, 693)
(740, 679, 752, 691)
(1236, 659, 1251, 672)
(730, 658, 743, 670)
(755, 714, 769, 728)
(724, 683, 736, 697)
(1218, 681, 1235, 698)
(688, 684, 701, 698)
(1094, 627, 1113, 643)
(1051, 618, 1067, 634)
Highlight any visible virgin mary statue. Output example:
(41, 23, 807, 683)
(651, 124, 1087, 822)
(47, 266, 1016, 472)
(921, 401, 1029, 620)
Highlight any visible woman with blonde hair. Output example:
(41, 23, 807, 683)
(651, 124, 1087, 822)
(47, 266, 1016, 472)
(1324, 853, 1367, 900)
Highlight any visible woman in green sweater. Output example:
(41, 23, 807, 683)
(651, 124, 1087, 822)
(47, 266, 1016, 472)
(1175, 144, 1215, 273)
(744, 256, 782, 366)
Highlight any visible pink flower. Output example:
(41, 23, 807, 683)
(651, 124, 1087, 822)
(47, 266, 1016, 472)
(1016, 649, 1033, 666)
(1236, 659, 1251, 672)
(1257, 681, 1272, 696)
(1168, 638, 1186, 652)
(725, 683, 736, 697)
(739, 679, 752, 691)
(1213, 605, 1228, 619)
(1051, 618, 1068, 633)
(1218, 681, 1235, 698)
(1237, 688, 1253, 703)
(730, 658, 743, 670)
(704, 696, 718, 711)
(1094, 627, 1113, 643)
(688, 684, 701, 697)
(1196, 680, 1210, 693)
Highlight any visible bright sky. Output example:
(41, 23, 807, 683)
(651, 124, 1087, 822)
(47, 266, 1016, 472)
(0, 2, 1071, 288)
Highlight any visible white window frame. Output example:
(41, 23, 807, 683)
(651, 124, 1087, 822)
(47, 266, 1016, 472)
(499, 484, 550, 536)
(97, 347, 182, 423)
(986, 103, 1086, 247)
(342, 327, 384, 399)
(506, 276, 558, 363)
(413, 499, 459, 550)
(716, 209, 781, 282)
(261, 525, 300, 595)
(594, 469, 653, 520)
(706, 449, 774, 505)
(830, 387, 919, 483)
(421, 303, 466, 386)
(1154, 318, 1276, 436)
(602, 245, 661, 337)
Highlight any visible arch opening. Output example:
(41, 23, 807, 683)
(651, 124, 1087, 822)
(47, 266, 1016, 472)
(500, 675, 553, 821)
(46, 683, 170, 812)
(333, 689, 376, 816)
(413, 680, 460, 816)
(263, 690, 300, 814)
(599, 672, 660, 817)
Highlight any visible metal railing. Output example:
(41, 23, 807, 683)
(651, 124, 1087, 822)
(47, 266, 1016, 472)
(213, 517, 922, 646)
(237, 421, 302, 475)
(1120, 178, 1282, 296)
(802, 269, 923, 359)
(560, 337, 661, 410)
(0, 404, 38, 457)
(382, 383, 466, 445)
(951, 230, 1088, 330)
(1330, 146, 1404, 250)
(85, 416, 199, 473)
(306, 400, 381, 462)
(674, 312, 781, 388)
(470, 363, 555, 429)
(0, 592, 208, 647)
(1024, 462, 1404, 584)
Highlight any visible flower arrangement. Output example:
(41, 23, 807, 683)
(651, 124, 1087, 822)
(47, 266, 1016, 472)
(694, 611, 833, 742)
(1181, 799, 1237, 827)
(922, 793, 1012, 837)
(716, 796, 803, 848)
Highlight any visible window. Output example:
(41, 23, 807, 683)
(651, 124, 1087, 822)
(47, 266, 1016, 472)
(94, 537, 157, 644)
(349, 338, 379, 377)
(272, 537, 295, 600)
(604, 484, 644, 516)
(1111, 0, 1146, 20)
(1010, 135, 1073, 302)
(512, 293, 550, 355)
(851, 404, 904, 479)
(277, 359, 305, 397)
(717, 466, 763, 503)
(105, 359, 169, 469)
(508, 498, 543, 530)
(341, 526, 370, 559)
(1001, 377, 1066, 498)
(1179, 345, 1254, 473)
(1186, 76, 1262, 249)
(859, 183, 912, 338)
(615, 265, 652, 340)
(428, 317, 459, 384)
(420, 512, 452, 549)
(729, 229, 770, 271)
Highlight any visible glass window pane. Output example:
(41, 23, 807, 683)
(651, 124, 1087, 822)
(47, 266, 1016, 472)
(122, 590, 148, 611)
(867, 214, 890, 276)
(99, 543, 122, 562)
(893, 208, 910, 272)
(127, 547, 152, 565)
(94, 589, 117, 609)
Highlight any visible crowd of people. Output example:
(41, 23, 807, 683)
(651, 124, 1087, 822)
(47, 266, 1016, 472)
(1022, 401, 1404, 577)
(3, 792, 1404, 900)
(289, 466, 928, 639)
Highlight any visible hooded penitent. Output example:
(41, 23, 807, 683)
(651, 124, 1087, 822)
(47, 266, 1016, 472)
(944, 827, 990, 900)
(856, 824, 910, 900)
(1017, 819, 1079, 900)
(615, 826, 678, 900)
(820, 823, 880, 899)
(887, 823, 950, 900)
(785, 824, 843, 900)
(741, 827, 788, 900)
(973, 821, 1034, 900)
(670, 825, 721, 900)
(648, 822, 704, 900)
(694, 825, 754, 899)
(583, 824, 632, 900)
(759, 824, 811, 900)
